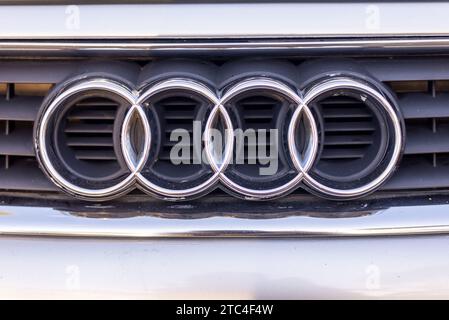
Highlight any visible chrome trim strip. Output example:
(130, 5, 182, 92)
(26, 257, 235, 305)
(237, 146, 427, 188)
(1, 203, 449, 238)
(2, 38, 449, 57)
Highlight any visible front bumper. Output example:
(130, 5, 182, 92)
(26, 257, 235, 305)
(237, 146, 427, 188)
(2, 235, 449, 299)
(0, 193, 449, 299)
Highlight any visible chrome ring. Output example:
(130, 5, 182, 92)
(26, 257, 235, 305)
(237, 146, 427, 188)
(120, 104, 151, 173)
(216, 78, 319, 199)
(132, 78, 224, 199)
(36, 79, 138, 200)
(296, 77, 403, 198)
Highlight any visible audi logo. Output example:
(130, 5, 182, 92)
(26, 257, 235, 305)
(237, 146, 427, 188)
(35, 75, 403, 201)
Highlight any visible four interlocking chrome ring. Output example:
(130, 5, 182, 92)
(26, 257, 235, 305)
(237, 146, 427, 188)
(35, 75, 403, 201)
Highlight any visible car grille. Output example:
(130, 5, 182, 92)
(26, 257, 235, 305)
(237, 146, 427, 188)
(1, 58, 449, 199)
(0, 82, 55, 191)
(63, 97, 118, 163)
(384, 79, 449, 190)
(153, 95, 202, 179)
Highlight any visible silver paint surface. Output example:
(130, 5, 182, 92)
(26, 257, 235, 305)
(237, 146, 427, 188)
(0, 3, 447, 39)
(1, 235, 449, 299)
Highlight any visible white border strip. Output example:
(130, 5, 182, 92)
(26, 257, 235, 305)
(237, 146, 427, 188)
(1, 3, 449, 39)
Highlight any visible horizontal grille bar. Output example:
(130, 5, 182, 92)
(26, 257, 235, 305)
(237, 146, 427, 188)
(382, 159, 449, 190)
(400, 93, 449, 119)
(405, 125, 449, 154)
(0, 128, 34, 156)
(0, 97, 41, 121)
(0, 159, 57, 191)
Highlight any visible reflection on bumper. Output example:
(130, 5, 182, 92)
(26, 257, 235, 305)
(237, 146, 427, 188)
(0, 200, 449, 238)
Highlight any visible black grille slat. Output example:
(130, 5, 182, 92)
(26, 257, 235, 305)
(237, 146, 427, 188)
(236, 96, 278, 165)
(245, 155, 278, 161)
(157, 96, 198, 165)
(66, 136, 114, 147)
(74, 100, 118, 107)
(63, 97, 118, 167)
(158, 152, 193, 161)
(386, 79, 449, 190)
(320, 148, 365, 160)
(313, 94, 382, 181)
(323, 135, 373, 146)
(64, 122, 114, 133)
(320, 96, 375, 162)
(159, 100, 198, 107)
(164, 110, 198, 120)
(324, 122, 376, 133)
(164, 126, 194, 134)
(0, 127, 34, 156)
(74, 149, 117, 161)
(67, 108, 116, 120)
(405, 123, 449, 154)
(242, 107, 273, 120)
(0, 81, 51, 189)
(320, 99, 366, 106)
(322, 107, 372, 119)
(400, 93, 449, 119)
(364, 59, 449, 82)
(0, 158, 57, 191)
(241, 99, 274, 122)
(0, 96, 41, 121)
(0, 61, 77, 84)
(163, 140, 192, 147)
(382, 157, 449, 190)
(242, 113, 273, 120)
